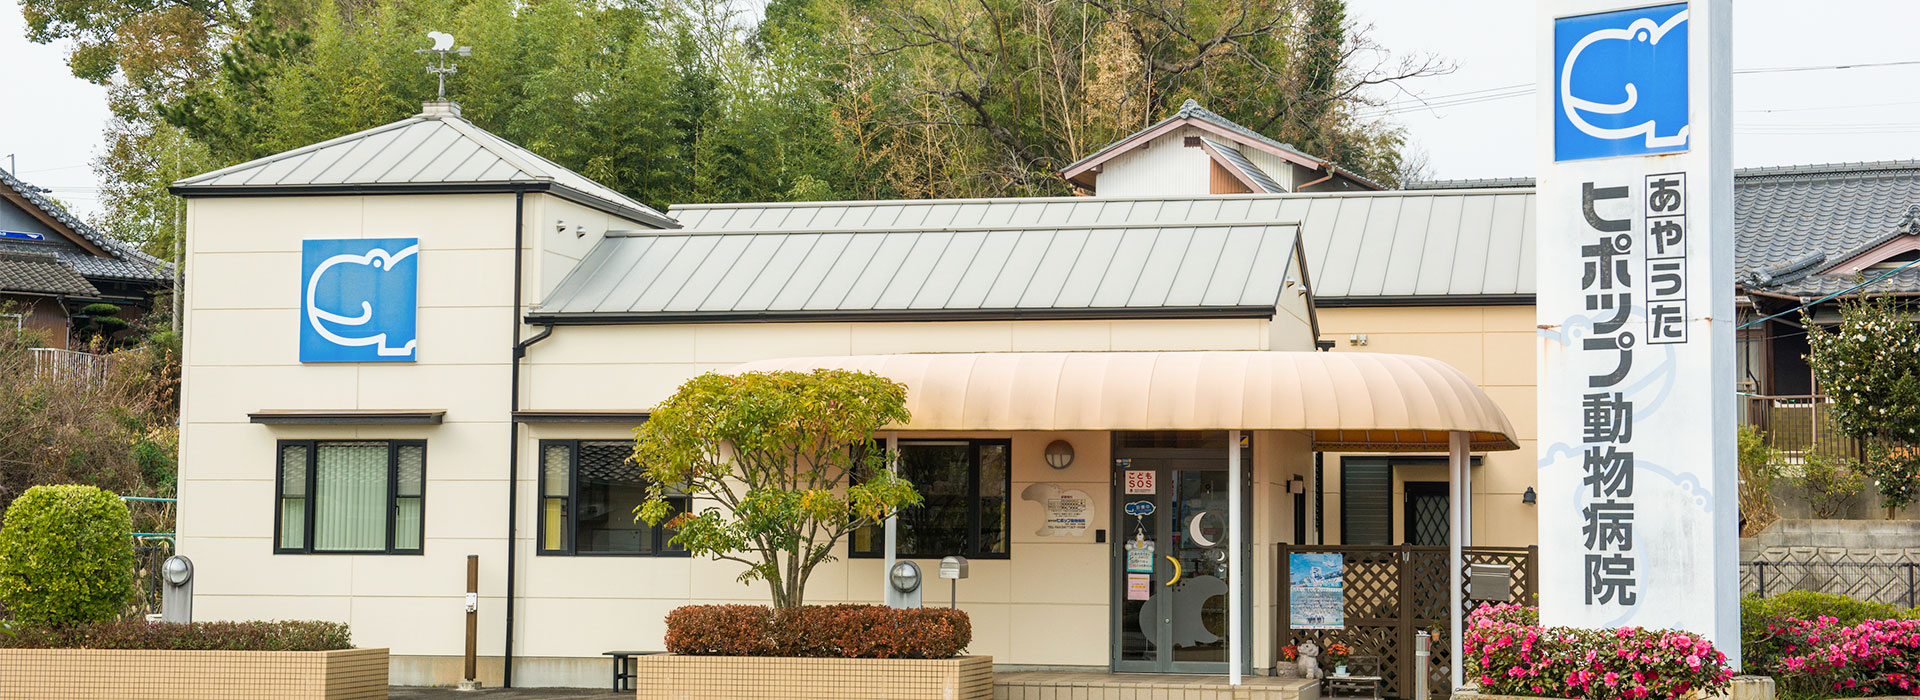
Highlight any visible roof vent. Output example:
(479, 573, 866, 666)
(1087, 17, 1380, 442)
(419, 100, 463, 118)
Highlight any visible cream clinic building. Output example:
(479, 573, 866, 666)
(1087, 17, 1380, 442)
(173, 101, 1529, 688)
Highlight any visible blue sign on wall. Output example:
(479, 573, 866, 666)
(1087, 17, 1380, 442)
(300, 238, 419, 363)
(1553, 3, 1690, 162)
(0, 231, 47, 241)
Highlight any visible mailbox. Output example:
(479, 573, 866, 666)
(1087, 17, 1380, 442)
(1469, 563, 1513, 602)
(939, 556, 969, 580)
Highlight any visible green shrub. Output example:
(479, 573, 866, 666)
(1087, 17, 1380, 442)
(666, 604, 971, 658)
(0, 485, 136, 625)
(0, 620, 351, 650)
(1741, 591, 1918, 670)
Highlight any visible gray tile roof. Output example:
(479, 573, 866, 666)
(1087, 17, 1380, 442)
(1734, 161, 1920, 297)
(0, 168, 171, 282)
(0, 250, 101, 296)
(171, 103, 675, 229)
(532, 219, 1306, 321)
(666, 190, 1534, 302)
(1202, 139, 1284, 194)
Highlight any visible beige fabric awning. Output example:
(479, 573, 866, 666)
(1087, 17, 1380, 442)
(727, 351, 1517, 452)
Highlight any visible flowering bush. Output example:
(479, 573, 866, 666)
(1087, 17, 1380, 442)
(1742, 591, 1919, 670)
(1761, 615, 1920, 696)
(1464, 604, 1733, 700)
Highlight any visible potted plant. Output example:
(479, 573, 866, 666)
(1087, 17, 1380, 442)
(1323, 642, 1352, 677)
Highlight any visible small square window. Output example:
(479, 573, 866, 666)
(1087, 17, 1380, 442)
(537, 440, 686, 557)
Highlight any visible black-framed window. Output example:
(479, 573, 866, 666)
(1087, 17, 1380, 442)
(276, 440, 425, 554)
(537, 440, 686, 556)
(851, 439, 1010, 559)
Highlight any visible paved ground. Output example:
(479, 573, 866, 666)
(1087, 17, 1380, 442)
(389, 687, 628, 700)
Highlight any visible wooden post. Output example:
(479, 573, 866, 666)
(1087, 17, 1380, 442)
(464, 555, 479, 689)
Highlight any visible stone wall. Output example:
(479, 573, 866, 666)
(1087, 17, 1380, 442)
(1741, 519, 1920, 605)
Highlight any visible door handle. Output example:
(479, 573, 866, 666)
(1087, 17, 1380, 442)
(1165, 555, 1181, 586)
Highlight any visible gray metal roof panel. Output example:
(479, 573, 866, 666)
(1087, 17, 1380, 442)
(174, 109, 671, 227)
(537, 221, 1300, 318)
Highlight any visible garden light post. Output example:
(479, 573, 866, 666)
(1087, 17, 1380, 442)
(161, 555, 193, 624)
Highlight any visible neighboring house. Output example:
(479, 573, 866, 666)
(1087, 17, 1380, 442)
(0, 167, 172, 347)
(1060, 100, 1381, 196)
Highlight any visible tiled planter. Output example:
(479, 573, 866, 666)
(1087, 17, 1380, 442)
(1456, 675, 1774, 700)
(0, 647, 387, 700)
(633, 654, 992, 700)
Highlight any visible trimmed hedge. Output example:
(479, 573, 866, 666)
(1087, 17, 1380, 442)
(666, 604, 970, 659)
(1741, 591, 1920, 671)
(0, 620, 352, 651)
(0, 485, 135, 626)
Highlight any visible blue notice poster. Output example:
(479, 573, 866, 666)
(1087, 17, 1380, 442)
(1288, 553, 1344, 629)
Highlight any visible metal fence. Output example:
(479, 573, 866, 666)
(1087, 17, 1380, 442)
(29, 347, 113, 383)
(1741, 394, 1863, 463)
(1742, 559, 1920, 607)
(129, 544, 172, 619)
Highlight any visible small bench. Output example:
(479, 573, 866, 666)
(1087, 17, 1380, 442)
(603, 650, 664, 691)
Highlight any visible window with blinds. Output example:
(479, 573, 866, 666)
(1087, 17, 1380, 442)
(275, 440, 425, 554)
(537, 440, 686, 556)
(1340, 459, 1393, 546)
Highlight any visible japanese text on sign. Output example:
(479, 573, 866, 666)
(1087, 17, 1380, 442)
(1124, 470, 1156, 495)
(1645, 173, 1688, 344)
(1579, 181, 1638, 607)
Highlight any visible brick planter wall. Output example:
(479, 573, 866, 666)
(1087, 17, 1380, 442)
(0, 647, 387, 700)
(633, 654, 992, 700)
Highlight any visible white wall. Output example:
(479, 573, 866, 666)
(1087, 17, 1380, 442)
(1091, 127, 1215, 198)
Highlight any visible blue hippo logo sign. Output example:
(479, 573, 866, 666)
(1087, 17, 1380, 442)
(1553, 3, 1689, 162)
(300, 238, 419, 362)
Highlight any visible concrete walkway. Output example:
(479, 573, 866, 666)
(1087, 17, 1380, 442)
(389, 688, 629, 700)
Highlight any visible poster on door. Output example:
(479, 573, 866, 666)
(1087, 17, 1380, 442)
(1124, 470, 1156, 494)
(1288, 553, 1345, 629)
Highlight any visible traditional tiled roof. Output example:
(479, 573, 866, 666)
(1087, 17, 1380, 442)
(0, 168, 171, 282)
(1735, 161, 1920, 297)
(0, 250, 101, 296)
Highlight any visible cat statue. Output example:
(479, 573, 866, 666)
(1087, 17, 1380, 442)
(1296, 641, 1323, 679)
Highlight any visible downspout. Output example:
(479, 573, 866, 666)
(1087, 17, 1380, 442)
(1297, 164, 1336, 192)
(504, 190, 525, 688)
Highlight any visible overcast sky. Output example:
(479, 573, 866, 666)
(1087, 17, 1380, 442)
(6, 0, 1920, 218)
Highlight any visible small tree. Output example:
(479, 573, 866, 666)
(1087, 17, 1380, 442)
(635, 370, 920, 608)
(1794, 450, 1865, 519)
(1805, 297, 1920, 508)
(1737, 424, 1782, 535)
(0, 484, 136, 625)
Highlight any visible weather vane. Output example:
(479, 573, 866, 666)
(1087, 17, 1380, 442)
(415, 31, 472, 101)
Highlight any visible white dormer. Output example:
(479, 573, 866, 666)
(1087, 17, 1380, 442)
(1059, 100, 1381, 197)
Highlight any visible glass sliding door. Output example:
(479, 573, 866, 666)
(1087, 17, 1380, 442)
(1112, 455, 1245, 674)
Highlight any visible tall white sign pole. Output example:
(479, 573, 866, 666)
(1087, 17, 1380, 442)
(1536, 0, 1739, 667)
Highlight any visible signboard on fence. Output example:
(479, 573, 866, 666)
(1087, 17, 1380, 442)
(1288, 553, 1345, 629)
(1535, 0, 1739, 665)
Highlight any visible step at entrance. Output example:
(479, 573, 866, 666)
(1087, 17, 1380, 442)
(994, 671, 1319, 700)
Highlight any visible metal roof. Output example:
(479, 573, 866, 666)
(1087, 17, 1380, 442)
(1, 168, 171, 282)
(171, 103, 675, 228)
(667, 190, 1535, 302)
(0, 250, 100, 296)
(1202, 139, 1283, 194)
(532, 220, 1306, 322)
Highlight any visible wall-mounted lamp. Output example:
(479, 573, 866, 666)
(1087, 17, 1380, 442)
(1522, 486, 1537, 505)
(1044, 440, 1075, 469)
(1288, 475, 1306, 494)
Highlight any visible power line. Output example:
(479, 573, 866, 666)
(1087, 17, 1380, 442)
(1737, 257, 1920, 330)
(1362, 59, 1920, 120)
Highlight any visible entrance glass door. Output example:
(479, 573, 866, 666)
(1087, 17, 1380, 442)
(1114, 459, 1236, 673)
